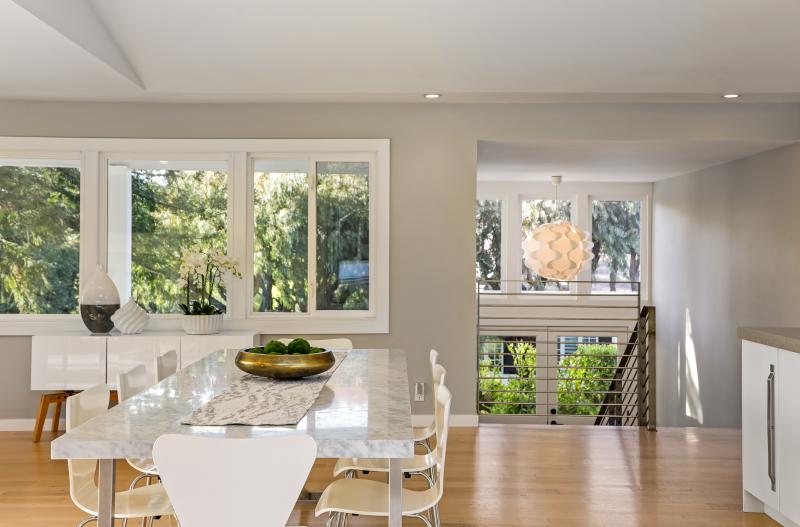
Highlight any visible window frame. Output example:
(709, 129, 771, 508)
(0, 138, 390, 335)
(476, 180, 652, 304)
(246, 152, 378, 321)
(0, 152, 84, 330)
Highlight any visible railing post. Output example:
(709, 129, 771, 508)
(647, 305, 657, 431)
(637, 306, 647, 427)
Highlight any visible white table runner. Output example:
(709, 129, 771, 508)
(182, 352, 347, 426)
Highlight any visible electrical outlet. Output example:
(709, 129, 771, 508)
(414, 382, 425, 402)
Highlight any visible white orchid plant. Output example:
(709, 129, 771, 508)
(179, 249, 242, 315)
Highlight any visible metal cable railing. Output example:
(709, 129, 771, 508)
(477, 279, 656, 428)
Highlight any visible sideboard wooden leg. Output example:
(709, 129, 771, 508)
(51, 396, 63, 434)
(32, 394, 50, 443)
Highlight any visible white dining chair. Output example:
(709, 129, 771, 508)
(117, 363, 154, 401)
(278, 337, 354, 350)
(155, 350, 179, 381)
(117, 365, 160, 490)
(316, 384, 452, 527)
(332, 364, 447, 483)
(415, 349, 443, 452)
(66, 384, 173, 527)
(153, 434, 317, 527)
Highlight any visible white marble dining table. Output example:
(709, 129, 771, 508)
(51, 348, 414, 527)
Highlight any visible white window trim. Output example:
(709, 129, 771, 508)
(476, 180, 652, 305)
(0, 138, 390, 335)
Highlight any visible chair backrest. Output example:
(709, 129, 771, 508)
(433, 383, 452, 503)
(66, 384, 110, 513)
(277, 338, 353, 350)
(155, 349, 179, 381)
(153, 434, 317, 527)
(117, 364, 152, 402)
(433, 364, 446, 390)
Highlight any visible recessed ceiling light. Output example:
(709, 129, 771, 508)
(424, 93, 441, 99)
(159, 160, 169, 164)
(722, 93, 740, 99)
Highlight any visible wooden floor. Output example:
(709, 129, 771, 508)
(0, 425, 778, 527)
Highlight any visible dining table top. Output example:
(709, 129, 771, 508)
(51, 348, 414, 460)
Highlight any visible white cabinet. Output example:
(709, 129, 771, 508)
(778, 349, 800, 525)
(107, 335, 181, 389)
(742, 340, 779, 510)
(31, 331, 259, 391)
(742, 339, 800, 527)
(180, 332, 259, 369)
(31, 335, 107, 390)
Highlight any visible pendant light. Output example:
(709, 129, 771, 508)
(521, 176, 593, 281)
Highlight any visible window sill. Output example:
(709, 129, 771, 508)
(0, 313, 389, 336)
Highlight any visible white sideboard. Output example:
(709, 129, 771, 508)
(741, 334, 800, 527)
(31, 331, 259, 391)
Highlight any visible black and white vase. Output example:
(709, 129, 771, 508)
(80, 265, 121, 334)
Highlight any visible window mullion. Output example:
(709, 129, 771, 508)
(307, 159, 317, 314)
(228, 151, 248, 320)
(508, 194, 522, 293)
(575, 192, 592, 295)
(80, 150, 101, 290)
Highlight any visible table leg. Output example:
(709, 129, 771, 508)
(388, 458, 402, 527)
(97, 458, 116, 527)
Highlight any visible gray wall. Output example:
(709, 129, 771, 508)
(1, 100, 799, 421)
(653, 142, 800, 427)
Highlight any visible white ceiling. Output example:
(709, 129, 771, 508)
(2, 0, 800, 102)
(477, 140, 795, 182)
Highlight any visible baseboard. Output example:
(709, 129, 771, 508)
(412, 414, 479, 427)
(765, 504, 800, 527)
(0, 418, 65, 432)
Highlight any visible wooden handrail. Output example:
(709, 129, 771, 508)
(595, 305, 656, 429)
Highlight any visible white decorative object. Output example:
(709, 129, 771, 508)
(522, 221, 593, 280)
(182, 313, 223, 335)
(521, 175, 593, 281)
(110, 299, 149, 335)
(80, 265, 121, 333)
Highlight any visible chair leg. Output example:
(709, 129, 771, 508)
(408, 513, 433, 527)
(414, 439, 432, 454)
(129, 472, 150, 491)
(76, 517, 97, 527)
(409, 470, 435, 488)
(32, 394, 51, 443)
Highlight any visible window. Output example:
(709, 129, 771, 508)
(251, 159, 372, 314)
(0, 160, 80, 314)
(106, 158, 229, 314)
(591, 200, 641, 293)
(477, 183, 650, 300)
(475, 199, 502, 291)
(316, 161, 370, 311)
(0, 138, 389, 335)
(521, 199, 570, 292)
(478, 335, 537, 415)
(252, 159, 308, 313)
(556, 335, 619, 416)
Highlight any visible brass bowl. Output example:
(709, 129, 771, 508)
(234, 349, 335, 380)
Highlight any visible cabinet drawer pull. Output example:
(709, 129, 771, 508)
(767, 365, 776, 492)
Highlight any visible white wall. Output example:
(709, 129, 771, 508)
(653, 142, 800, 427)
(0, 100, 799, 423)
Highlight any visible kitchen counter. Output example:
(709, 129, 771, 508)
(738, 327, 800, 354)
